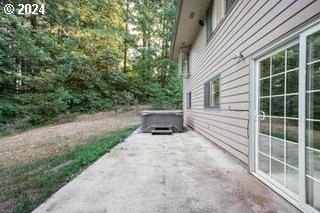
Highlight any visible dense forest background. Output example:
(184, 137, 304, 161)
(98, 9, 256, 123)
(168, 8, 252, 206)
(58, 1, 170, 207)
(0, 0, 182, 131)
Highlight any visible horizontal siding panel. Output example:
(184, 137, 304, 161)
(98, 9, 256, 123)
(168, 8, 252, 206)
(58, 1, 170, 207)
(186, 109, 249, 120)
(221, 102, 249, 111)
(186, 120, 249, 163)
(222, 84, 249, 97)
(185, 116, 249, 146)
(185, 116, 248, 149)
(221, 66, 250, 84)
(185, 110, 248, 129)
(221, 75, 249, 91)
(185, 112, 248, 136)
(221, 93, 249, 103)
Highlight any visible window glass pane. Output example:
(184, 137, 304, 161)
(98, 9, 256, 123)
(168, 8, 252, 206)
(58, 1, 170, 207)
(214, 78, 220, 106)
(306, 121, 320, 150)
(210, 77, 220, 107)
(286, 166, 299, 194)
(307, 31, 320, 63)
(260, 78, 270, 97)
(210, 81, 214, 106)
(225, 0, 237, 14)
(307, 177, 320, 210)
(271, 137, 284, 161)
(286, 119, 298, 143)
(286, 95, 298, 118)
(258, 153, 270, 175)
(204, 82, 210, 107)
(307, 62, 320, 91)
(272, 51, 285, 75)
(186, 92, 191, 108)
(306, 149, 320, 180)
(286, 142, 299, 168)
(260, 117, 270, 135)
(286, 70, 299, 94)
(271, 159, 284, 185)
(260, 98, 270, 116)
(272, 74, 285, 95)
(271, 118, 284, 139)
(206, 77, 220, 108)
(260, 58, 270, 78)
(287, 44, 299, 70)
(206, 1, 213, 40)
(306, 92, 320, 120)
(181, 53, 189, 74)
(271, 96, 284, 116)
(259, 134, 269, 155)
(307, 31, 320, 211)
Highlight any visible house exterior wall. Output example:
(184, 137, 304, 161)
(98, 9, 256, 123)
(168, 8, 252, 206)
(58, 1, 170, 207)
(183, 0, 320, 164)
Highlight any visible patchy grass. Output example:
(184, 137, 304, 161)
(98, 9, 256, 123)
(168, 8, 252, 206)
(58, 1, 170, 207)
(0, 110, 140, 167)
(0, 125, 138, 213)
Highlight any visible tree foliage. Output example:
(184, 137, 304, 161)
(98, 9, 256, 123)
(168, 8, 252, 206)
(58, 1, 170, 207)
(0, 0, 181, 131)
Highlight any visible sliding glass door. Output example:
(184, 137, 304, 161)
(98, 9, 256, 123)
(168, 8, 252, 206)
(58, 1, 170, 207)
(255, 24, 320, 212)
(305, 29, 320, 211)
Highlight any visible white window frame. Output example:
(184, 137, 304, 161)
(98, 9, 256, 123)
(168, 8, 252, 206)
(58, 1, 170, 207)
(204, 75, 221, 108)
(186, 92, 192, 109)
(249, 21, 320, 213)
(179, 47, 190, 77)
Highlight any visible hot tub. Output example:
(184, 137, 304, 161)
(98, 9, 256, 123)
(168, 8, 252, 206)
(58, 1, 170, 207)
(140, 110, 183, 134)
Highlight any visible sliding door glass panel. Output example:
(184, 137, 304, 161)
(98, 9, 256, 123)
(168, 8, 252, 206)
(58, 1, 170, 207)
(286, 95, 299, 118)
(271, 137, 284, 161)
(307, 62, 320, 91)
(272, 51, 285, 74)
(286, 119, 299, 142)
(272, 74, 285, 95)
(306, 92, 320, 120)
(259, 153, 270, 174)
(258, 43, 300, 195)
(260, 117, 270, 135)
(271, 159, 285, 185)
(261, 58, 271, 78)
(260, 78, 270, 97)
(287, 44, 299, 70)
(306, 177, 320, 210)
(286, 166, 299, 194)
(286, 70, 299, 94)
(306, 30, 320, 211)
(271, 96, 284, 116)
(286, 142, 299, 168)
(307, 31, 320, 63)
(259, 134, 269, 154)
(271, 118, 284, 139)
(260, 98, 270, 116)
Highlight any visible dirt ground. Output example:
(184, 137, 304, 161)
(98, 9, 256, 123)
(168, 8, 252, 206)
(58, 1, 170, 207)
(0, 108, 146, 167)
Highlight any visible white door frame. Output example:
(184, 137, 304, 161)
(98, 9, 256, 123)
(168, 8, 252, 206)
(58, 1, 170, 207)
(249, 20, 320, 213)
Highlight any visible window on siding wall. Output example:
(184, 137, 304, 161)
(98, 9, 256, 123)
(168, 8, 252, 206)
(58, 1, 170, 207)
(206, 0, 225, 41)
(186, 92, 192, 109)
(206, 0, 213, 41)
(225, 0, 237, 14)
(204, 76, 220, 108)
(178, 50, 190, 76)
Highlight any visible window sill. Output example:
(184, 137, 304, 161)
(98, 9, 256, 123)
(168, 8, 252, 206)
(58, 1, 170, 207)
(204, 106, 221, 110)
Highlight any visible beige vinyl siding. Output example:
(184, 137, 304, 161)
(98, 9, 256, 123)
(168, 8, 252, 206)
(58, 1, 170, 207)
(183, 0, 320, 164)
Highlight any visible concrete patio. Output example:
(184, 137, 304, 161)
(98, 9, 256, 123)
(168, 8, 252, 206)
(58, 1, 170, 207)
(33, 129, 299, 213)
